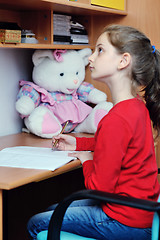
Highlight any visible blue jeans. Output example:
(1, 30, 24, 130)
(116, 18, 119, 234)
(27, 199, 151, 240)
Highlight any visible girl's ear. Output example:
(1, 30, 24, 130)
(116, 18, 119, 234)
(118, 53, 131, 70)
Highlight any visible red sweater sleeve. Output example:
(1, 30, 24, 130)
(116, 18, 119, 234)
(76, 137, 95, 151)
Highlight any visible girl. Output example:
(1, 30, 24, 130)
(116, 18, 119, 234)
(27, 24, 160, 240)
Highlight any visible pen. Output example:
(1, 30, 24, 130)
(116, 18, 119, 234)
(52, 121, 69, 149)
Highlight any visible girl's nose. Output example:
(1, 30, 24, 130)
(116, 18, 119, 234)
(88, 53, 94, 62)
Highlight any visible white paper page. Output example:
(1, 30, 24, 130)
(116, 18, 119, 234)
(0, 146, 76, 171)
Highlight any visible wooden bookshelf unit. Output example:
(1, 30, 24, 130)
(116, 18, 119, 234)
(0, 0, 127, 49)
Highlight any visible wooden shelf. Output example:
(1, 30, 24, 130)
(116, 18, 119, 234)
(42, 0, 127, 15)
(0, 43, 94, 49)
(0, 0, 127, 15)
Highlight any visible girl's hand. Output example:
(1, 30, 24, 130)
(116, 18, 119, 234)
(68, 151, 93, 164)
(52, 134, 76, 151)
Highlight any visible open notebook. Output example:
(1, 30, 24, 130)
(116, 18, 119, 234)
(0, 146, 76, 171)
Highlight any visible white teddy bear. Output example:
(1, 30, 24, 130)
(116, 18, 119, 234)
(16, 49, 113, 138)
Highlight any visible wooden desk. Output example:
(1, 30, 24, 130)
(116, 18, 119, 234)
(0, 132, 92, 240)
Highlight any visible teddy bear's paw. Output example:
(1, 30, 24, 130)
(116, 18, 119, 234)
(74, 112, 96, 133)
(88, 88, 107, 104)
(93, 101, 113, 127)
(24, 106, 62, 138)
(74, 101, 113, 134)
(15, 96, 35, 116)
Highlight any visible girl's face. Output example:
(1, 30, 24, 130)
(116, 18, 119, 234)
(89, 32, 122, 82)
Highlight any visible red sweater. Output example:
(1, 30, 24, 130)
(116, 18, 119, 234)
(76, 98, 160, 228)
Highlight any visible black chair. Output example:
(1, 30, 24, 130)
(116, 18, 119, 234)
(37, 189, 160, 240)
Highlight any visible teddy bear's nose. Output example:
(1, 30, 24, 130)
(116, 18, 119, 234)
(74, 79, 78, 84)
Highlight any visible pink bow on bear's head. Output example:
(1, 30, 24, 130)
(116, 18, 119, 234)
(53, 49, 67, 62)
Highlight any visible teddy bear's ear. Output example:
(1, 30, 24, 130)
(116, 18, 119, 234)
(32, 50, 54, 66)
(78, 48, 92, 66)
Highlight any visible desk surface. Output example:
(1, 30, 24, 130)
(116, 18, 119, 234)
(0, 132, 92, 190)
